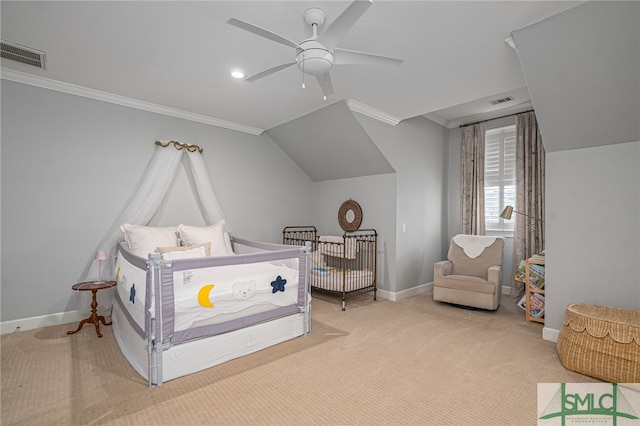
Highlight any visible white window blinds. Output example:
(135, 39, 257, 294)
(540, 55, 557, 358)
(485, 125, 516, 232)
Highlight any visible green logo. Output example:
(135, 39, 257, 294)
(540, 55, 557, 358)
(539, 383, 639, 425)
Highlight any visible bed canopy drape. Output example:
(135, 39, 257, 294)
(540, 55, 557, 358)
(78, 141, 227, 283)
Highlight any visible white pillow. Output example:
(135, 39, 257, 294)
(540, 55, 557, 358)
(158, 245, 207, 261)
(177, 221, 232, 257)
(121, 224, 178, 257)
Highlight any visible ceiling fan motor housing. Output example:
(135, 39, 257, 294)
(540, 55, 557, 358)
(303, 8, 326, 27)
(296, 40, 334, 75)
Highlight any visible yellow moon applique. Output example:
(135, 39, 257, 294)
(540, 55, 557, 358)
(198, 284, 215, 308)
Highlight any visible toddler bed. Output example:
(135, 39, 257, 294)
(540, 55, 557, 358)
(112, 222, 311, 387)
(282, 226, 377, 311)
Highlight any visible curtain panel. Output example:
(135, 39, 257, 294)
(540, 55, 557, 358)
(512, 111, 545, 297)
(460, 122, 487, 235)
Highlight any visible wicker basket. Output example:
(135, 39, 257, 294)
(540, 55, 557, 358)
(557, 303, 640, 382)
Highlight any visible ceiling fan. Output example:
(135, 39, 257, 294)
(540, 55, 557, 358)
(227, 0, 403, 98)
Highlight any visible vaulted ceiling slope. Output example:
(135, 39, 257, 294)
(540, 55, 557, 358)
(267, 101, 394, 182)
(512, 1, 640, 153)
(0, 1, 581, 132)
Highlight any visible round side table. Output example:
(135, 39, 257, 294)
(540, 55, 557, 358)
(67, 280, 116, 338)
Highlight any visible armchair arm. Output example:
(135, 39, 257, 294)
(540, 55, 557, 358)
(487, 265, 502, 286)
(434, 260, 452, 277)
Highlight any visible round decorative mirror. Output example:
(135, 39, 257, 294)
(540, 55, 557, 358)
(338, 199, 363, 232)
(346, 210, 355, 223)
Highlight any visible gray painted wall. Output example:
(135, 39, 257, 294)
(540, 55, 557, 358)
(311, 174, 396, 292)
(1, 80, 315, 322)
(281, 112, 449, 295)
(545, 141, 640, 333)
(355, 114, 447, 293)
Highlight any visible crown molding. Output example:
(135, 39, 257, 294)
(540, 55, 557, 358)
(421, 112, 449, 128)
(346, 99, 401, 126)
(0, 68, 264, 136)
(450, 101, 533, 128)
(425, 101, 534, 129)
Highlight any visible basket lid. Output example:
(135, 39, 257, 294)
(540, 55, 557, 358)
(564, 303, 640, 344)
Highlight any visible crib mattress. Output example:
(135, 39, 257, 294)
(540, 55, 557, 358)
(311, 268, 374, 292)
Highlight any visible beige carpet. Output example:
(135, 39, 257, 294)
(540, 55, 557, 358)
(1, 291, 596, 425)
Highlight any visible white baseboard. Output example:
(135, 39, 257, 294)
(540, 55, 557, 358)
(379, 283, 510, 301)
(543, 326, 560, 343)
(377, 282, 433, 301)
(1, 310, 87, 335)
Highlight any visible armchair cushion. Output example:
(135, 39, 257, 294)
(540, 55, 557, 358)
(434, 275, 495, 294)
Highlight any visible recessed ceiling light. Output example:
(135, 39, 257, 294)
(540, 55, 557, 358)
(230, 70, 245, 79)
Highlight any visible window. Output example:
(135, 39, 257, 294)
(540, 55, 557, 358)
(485, 125, 516, 232)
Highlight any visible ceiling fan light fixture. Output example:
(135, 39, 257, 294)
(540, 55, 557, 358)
(230, 70, 245, 79)
(297, 56, 332, 75)
(296, 41, 334, 75)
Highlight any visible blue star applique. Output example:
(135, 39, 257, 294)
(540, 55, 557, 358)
(129, 284, 136, 304)
(271, 275, 287, 293)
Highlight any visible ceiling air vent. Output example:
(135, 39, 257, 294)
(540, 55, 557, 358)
(489, 96, 514, 106)
(1, 40, 46, 69)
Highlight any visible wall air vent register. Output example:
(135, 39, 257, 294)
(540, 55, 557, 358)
(489, 96, 515, 106)
(1, 40, 46, 69)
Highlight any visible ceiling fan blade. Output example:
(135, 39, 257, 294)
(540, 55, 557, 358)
(316, 0, 372, 49)
(333, 47, 404, 67)
(315, 73, 335, 97)
(228, 18, 299, 50)
(246, 62, 296, 82)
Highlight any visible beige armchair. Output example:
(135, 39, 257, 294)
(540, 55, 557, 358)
(433, 235, 504, 310)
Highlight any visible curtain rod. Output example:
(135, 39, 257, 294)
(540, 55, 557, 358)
(459, 109, 534, 128)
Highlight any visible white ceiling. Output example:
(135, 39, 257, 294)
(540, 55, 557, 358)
(0, 1, 582, 133)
